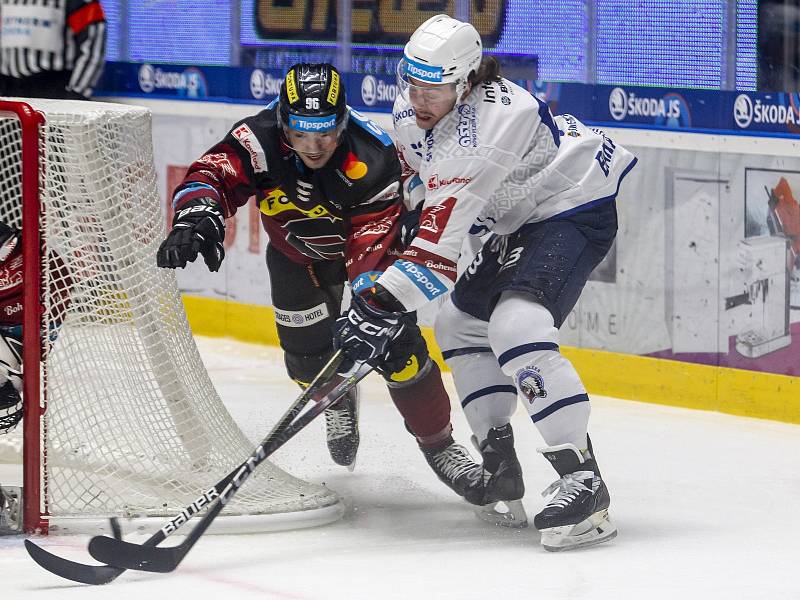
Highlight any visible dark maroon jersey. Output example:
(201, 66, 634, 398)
(172, 101, 405, 280)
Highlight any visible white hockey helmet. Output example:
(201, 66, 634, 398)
(397, 15, 483, 101)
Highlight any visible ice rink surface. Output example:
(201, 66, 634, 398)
(2, 336, 798, 600)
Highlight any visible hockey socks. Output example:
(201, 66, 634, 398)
(387, 358, 451, 443)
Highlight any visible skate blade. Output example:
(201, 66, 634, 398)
(540, 509, 616, 552)
(329, 451, 358, 470)
(474, 499, 528, 529)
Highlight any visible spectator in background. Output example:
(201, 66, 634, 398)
(0, 0, 107, 99)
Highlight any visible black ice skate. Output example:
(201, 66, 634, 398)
(421, 438, 485, 505)
(472, 424, 528, 528)
(324, 386, 360, 470)
(534, 442, 616, 551)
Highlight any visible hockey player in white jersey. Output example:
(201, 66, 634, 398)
(333, 15, 636, 551)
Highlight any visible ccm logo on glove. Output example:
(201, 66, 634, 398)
(347, 310, 394, 337)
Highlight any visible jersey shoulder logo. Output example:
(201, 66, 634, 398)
(232, 123, 268, 173)
(197, 153, 237, 177)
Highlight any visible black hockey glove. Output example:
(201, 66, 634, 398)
(375, 317, 425, 377)
(334, 294, 404, 373)
(397, 204, 422, 249)
(157, 197, 225, 272)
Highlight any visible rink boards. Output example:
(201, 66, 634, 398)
(115, 98, 799, 425)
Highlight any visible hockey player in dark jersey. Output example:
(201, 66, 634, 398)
(0, 219, 71, 435)
(0, 221, 23, 533)
(157, 63, 487, 503)
(0, 221, 23, 435)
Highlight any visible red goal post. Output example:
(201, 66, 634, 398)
(0, 100, 46, 532)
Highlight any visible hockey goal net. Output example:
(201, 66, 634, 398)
(0, 98, 342, 534)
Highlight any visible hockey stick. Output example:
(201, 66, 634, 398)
(24, 350, 360, 584)
(24, 519, 126, 586)
(87, 359, 371, 573)
(86, 357, 373, 574)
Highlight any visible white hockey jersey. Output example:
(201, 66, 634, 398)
(377, 77, 637, 312)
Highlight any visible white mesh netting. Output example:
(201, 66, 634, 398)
(0, 99, 341, 527)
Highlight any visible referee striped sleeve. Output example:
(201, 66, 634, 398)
(69, 21, 106, 96)
(0, 0, 105, 93)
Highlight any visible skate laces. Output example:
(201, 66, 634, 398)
(541, 471, 594, 508)
(432, 445, 481, 483)
(324, 404, 355, 441)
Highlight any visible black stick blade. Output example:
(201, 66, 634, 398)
(88, 535, 182, 573)
(24, 539, 124, 585)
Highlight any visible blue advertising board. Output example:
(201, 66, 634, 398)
(97, 62, 800, 138)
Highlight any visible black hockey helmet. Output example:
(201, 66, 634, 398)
(278, 63, 347, 135)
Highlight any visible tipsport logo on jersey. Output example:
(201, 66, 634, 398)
(605, 86, 691, 129)
(137, 64, 208, 98)
(731, 93, 800, 134)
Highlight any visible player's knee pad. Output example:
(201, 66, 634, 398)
(378, 320, 430, 386)
(284, 348, 334, 388)
(488, 293, 559, 375)
(434, 297, 489, 357)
